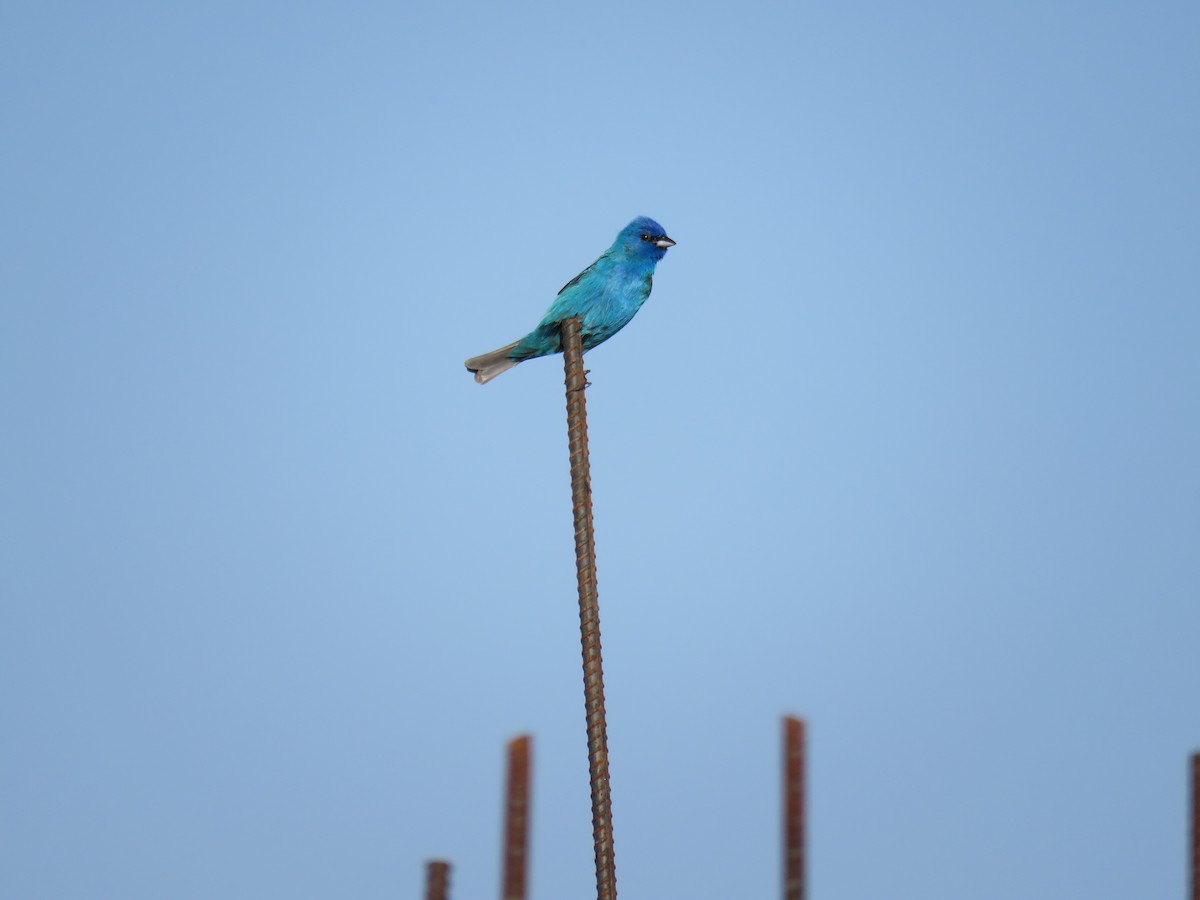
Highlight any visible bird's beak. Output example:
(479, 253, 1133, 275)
(655, 236, 676, 248)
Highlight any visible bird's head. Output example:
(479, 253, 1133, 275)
(615, 216, 675, 262)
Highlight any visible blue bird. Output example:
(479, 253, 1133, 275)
(465, 216, 675, 383)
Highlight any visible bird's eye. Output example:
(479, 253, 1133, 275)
(640, 233, 651, 241)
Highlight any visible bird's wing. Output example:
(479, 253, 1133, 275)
(557, 259, 599, 296)
(537, 254, 610, 327)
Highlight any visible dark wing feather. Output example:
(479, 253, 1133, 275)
(557, 268, 586, 295)
(557, 258, 603, 295)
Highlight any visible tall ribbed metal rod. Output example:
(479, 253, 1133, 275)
(783, 716, 806, 900)
(562, 316, 617, 900)
(501, 735, 533, 900)
(1191, 752, 1199, 900)
(425, 860, 451, 900)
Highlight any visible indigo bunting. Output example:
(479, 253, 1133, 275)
(465, 216, 675, 383)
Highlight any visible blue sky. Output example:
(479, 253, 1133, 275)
(2, 2, 1198, 898)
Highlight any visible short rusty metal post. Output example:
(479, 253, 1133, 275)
(1191, 752, 1199, 900)
(425, 860, 451, 900)
(562, 316, 617, 900)
(501, 735, 533, 900)
(783, 716, 806, 900)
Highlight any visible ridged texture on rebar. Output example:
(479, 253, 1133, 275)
(783, 717, 806, 900)
(562, 317, 617, 900)
(502, 736, 532, 900)
(1191, 753, 1199, 900)
(425, 860, 451, 900)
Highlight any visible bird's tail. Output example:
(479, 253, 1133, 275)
(465, 342, 521, 384)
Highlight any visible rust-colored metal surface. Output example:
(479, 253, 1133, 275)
(562, 317, 617, 900)
(425, 860, 451, 900)
(501, 735, 533, 900)
(783, 716, 806, 900)
(1191, 752, 1199, 900)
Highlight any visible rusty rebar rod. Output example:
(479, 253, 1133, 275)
(783, 716, 806, 900)
(425, 860, 451, 900)
(562, 316, 617, 900)
(501, 735, 533, 900)
(1191, 752, 1199, 900)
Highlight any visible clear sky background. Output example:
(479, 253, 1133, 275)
(2, 3, 1198, 899)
